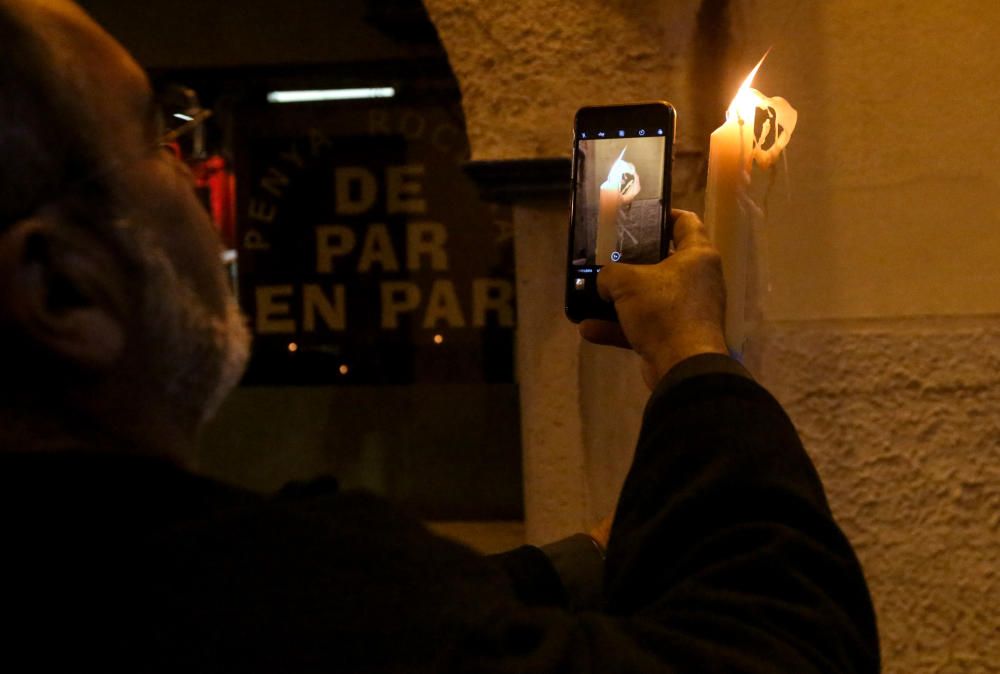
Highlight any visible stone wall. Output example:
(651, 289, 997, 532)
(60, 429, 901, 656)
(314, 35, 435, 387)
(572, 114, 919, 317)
(423, 0, 685, 160)
(755, 319, 1000, 671)
(425, 1, 1000, 671)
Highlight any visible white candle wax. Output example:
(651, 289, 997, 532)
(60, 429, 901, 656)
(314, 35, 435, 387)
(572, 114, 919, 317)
(596, 184, 620, 265)
(704, 54, 797, 356)
(704, 113, 753, 354)
(596, 148, 631, 265)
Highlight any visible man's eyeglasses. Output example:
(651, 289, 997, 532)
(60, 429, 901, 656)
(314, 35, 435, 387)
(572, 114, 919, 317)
(162, 107, 213, 148)
(154, 92, 237, 289)
(157, 84, 213, 162)
(1, 90, 213, 232)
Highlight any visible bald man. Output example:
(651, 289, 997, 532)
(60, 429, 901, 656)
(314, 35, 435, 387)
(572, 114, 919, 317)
(0, 1, 879, 672)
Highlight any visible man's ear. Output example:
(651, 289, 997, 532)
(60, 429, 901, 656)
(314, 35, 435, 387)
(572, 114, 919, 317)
(0, 211, 127, 371)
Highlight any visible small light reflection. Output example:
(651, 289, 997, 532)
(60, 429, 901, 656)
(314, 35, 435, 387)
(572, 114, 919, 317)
(288, 342, 298, 353)
(339, 364, 350, 375)
(433, 334, 444, 345)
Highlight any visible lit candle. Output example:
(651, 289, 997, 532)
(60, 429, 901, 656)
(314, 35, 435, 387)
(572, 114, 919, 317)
(596, 148, 638, 264)
(704, 53, 797, 354)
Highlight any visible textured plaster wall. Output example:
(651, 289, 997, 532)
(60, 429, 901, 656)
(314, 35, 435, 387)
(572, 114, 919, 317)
(754, 319, 1000, 672)
(425, 1, 1000, 671)
(422, 0, 688, 160)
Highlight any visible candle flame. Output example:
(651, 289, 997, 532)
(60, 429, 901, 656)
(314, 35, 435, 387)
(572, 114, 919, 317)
(726, 51, 770, 124)
(723, 50, 798, 169)
(602, 148, 627, 188)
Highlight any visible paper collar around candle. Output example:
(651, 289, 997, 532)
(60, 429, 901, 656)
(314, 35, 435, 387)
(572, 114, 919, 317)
(602, 148, 641, 200)
(727, 54, 799, 170)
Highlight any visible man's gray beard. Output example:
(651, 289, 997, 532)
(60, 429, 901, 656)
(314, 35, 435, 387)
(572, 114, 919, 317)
(135, 231, 252, 428)
(197, 296, 251, 423)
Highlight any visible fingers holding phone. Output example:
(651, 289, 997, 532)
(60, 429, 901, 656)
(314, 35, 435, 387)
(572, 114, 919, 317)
(566, 104, 728, 388)
(581, 210, 728, 388)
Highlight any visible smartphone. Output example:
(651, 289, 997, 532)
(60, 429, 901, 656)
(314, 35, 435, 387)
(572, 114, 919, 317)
(565, 102, 675, 322)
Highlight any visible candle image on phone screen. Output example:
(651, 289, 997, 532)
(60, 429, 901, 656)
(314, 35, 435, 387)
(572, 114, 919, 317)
(572, 134, 665, 266)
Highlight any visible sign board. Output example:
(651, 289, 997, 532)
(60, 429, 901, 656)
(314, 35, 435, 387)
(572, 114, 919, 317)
(235, 102, 515, 385)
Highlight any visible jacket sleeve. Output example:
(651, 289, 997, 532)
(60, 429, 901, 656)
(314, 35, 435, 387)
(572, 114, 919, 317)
(453, 354, 881, 673)
(490, 533, 605, 610)
(487, 543, 571, 608)
(144, 355, 879, 673)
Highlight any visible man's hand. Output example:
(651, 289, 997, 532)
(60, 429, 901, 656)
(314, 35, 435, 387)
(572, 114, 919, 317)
(580, 210, 728, 390)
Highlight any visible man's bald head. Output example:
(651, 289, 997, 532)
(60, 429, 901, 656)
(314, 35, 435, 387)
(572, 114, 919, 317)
(0, 0, 155, 230)
(0, 0, 99, 228)
(0, 0, 249, 459)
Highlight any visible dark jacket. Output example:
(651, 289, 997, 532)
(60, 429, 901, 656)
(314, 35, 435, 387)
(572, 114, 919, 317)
(1, 354, 879, 672)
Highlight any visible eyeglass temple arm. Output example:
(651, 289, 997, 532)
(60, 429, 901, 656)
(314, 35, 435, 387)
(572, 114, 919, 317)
(161, 108, 214, 144)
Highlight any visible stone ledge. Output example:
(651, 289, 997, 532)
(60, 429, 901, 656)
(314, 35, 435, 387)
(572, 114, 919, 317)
(463, 157, 572, 204)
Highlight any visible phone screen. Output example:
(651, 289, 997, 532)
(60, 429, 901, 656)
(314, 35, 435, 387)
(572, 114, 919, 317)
(566, 102, 673, 323)
(570, 132, 667, 268)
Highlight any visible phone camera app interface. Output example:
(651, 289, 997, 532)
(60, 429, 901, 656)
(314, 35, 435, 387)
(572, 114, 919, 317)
(571, 134, 665, 267)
